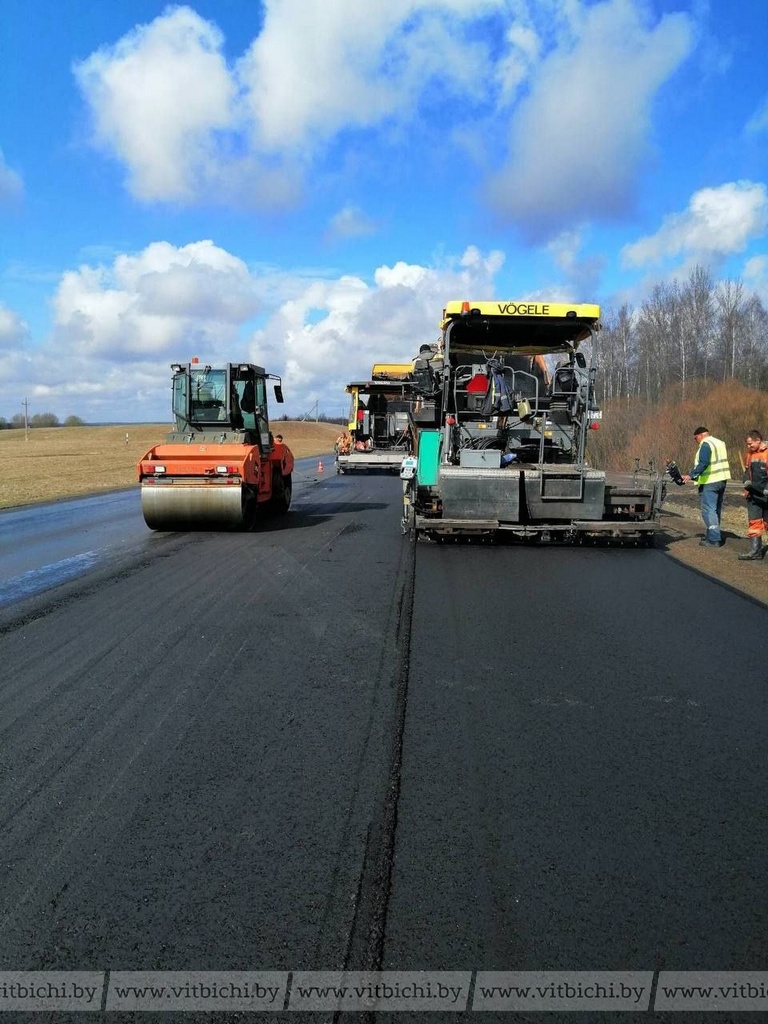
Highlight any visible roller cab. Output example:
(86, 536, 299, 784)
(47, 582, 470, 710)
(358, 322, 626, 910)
(138, 361, 294, 531)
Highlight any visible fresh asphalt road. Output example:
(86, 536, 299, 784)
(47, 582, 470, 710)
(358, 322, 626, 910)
(387, 543, 768, 970)
(0, 456, 327, 606)
(1, 468, 767, 1023)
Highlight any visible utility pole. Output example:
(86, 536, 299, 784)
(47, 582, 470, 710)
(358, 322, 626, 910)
(22, 397, 29, 441)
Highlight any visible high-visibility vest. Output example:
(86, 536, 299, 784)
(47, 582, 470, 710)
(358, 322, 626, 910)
(745, 445, 768, 490)
(696, 435, 730, 484)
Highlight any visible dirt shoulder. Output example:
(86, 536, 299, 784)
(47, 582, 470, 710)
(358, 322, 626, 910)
(658, 482, 768, 608)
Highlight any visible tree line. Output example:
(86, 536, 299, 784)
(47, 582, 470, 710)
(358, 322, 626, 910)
(274, 413, 346, 424)
(0, 414, 85, 429)
(595, 264, 768, 403)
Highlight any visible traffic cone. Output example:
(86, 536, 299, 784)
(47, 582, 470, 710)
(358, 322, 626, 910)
(317, 459, 324, 473)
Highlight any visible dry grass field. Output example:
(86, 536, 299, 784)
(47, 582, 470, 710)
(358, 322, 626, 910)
(0, 421, 341, 510)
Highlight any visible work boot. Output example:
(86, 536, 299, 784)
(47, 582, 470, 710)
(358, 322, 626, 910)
(738, 536, 764, 560)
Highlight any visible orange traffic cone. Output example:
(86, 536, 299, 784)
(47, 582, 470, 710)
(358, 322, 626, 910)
(317, 459, 324, 473)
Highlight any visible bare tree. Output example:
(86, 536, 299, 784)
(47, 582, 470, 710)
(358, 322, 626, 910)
(596, 304, 639, 401)
(637, 282, 679, 401)
(741, 294, 768, 388)
(679, 265, 715, 390)
(612, 304, 635, 399)
(715, 278, 745, 380)
(594, 267, 768, 417)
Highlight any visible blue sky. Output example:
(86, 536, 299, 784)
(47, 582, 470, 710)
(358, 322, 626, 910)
(1, 0, 767, 422)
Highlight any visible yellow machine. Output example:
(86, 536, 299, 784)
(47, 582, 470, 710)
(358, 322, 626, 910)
(402, 301, 663, 542)
(336, 364, 415, 474)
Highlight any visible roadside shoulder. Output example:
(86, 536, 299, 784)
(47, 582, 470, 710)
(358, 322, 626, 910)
(659, 503, 768, 609)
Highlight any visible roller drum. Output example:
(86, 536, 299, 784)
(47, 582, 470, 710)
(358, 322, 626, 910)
(141, 483, 251, 531)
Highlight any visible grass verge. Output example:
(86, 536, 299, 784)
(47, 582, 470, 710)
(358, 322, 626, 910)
(0, 421, 341, 510)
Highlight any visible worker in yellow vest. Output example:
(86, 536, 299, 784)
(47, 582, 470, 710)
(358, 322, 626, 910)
(682, 426, 731, 547)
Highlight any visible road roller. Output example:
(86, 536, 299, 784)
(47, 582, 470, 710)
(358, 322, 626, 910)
(138, 360, 294, 531)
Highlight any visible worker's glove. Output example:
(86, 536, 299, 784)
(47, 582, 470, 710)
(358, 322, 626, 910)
(743, 480, 756, 493)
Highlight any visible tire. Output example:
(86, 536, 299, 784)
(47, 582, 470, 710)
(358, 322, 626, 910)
(271, 472, 292, 514)
(241, 488, 258, 531)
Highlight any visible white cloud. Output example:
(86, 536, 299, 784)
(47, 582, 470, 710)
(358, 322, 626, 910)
(744, 255, 768, 304)
(745, 95, 768, 136)
(546, 229, 604, 295)
(0, 149, 24, 205)
(72, 0, 698, 236)
(495, 22, 541, 106)
(3, 242, 505, 421)
(326, 204, 379, 241)
(73, 6, 300, 207)
(250, 244, 505, 406)
(0, 303, 30, 347)
(74, 8, 234, 202)
(621, 181, 768, 267)
(0, 351, 189, 423)
(72, 1, 505, 206)
(238, 0, 499, 152)
(487, 0, 694, 240)
(45, 239, 327, 403)
(52, 240, 261, 358)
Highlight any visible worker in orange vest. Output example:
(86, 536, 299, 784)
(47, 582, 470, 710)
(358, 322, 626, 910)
(739, 429, 768, 560)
